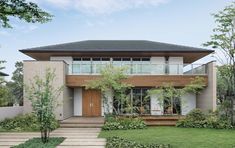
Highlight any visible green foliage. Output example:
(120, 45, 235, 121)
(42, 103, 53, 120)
(185, 109, 206, 121)
(176, 109, 233, 129)
(0, 85, 13, 106)
(86, 65, 132, 115)
(102, 117, 146, 130)
(106, 136, 171, 148)
(7, 62, 23, 105)
(0, 114, 58, 132)
(0, 60, 6, 84)
(12, 137, 65, 148)
(148, 77, 205, 114)
(0, 0, 53, 28)
(203, 1, 235, 124)
(182, 76, 205, 94)
(26, 68, 62, 143)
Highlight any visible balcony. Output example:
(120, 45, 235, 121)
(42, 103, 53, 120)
(69, 63, 207, 75)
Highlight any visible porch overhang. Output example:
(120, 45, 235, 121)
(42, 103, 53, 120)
(66, 75, 208, 87)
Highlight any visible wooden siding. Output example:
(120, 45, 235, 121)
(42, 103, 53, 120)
(66, 75, 208, 87)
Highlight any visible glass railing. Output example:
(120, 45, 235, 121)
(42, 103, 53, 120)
(70, 63, 207, 75)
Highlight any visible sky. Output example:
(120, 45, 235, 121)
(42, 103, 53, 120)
(0, 0, 232, 79)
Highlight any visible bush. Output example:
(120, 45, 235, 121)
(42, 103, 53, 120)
(106, 136, 171, 148)
(185, 109, 206, 121)
(102, 117, 146, 130)
(0, 114, 59, 132)
(176, 109, 233, 129)
(12, 137, 65, 148)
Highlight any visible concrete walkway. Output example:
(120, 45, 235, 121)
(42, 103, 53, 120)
(0, 128, 106, 148)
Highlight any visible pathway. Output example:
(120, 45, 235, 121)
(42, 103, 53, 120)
(0, 128, 106, 148)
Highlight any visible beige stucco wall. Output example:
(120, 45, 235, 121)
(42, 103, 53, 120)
(23, 61, 73, 120)
(196, 61, 217, 112)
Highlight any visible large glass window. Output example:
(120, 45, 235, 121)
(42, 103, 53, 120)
(113, 88, 151, 115)
(163, 96, 181, 115)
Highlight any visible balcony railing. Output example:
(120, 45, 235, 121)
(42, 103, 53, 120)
(69, 63, 207, 75)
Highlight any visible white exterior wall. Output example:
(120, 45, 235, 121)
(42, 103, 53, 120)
(74, 88, 82, 116)
(150, 57, 165, 74)
(50, 56, 73, 73)
(150, 94, 163, 115)
(102, 89, 113, 116)
(0, 106, 23, 121)
(168, 57, 183, 74)
(181, 93, 196, 115)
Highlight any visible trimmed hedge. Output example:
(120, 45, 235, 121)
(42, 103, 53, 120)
(176, 109, 233, 129)
(106, 136, 171, 148)
(0, 114, 59, 132)
(102, 117, 146, 130)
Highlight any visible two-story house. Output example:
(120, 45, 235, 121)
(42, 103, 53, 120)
(20, 40, 216, 121)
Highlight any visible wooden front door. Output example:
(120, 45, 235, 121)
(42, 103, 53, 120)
(82, 89, 101, 117)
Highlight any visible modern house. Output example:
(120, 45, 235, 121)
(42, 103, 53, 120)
(20, 40, 216, 121)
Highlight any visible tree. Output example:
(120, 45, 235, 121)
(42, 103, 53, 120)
(148, 77, 205, 115)
(7, 61, 23, 105)
(0, 0, 52, 28)
(204, 1, 235, 124)
(26, 69, 62, 143)
(0, 60, 6, 84)
(85, 65, 132, 115)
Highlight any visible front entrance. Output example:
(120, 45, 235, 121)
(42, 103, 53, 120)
(82, 89, 101, 117)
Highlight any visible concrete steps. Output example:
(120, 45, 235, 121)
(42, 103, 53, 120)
(60, 117, 104, 128)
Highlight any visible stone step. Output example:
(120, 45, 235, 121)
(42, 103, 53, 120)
(60, 121, 105, 124)
(57, 146, 105, 148)
(64, 139, 106, 142)
(0, 142, 22, 146)
(60, 124, 103, 128)
(0, 139, 28, 142)
(60, 141, 106, 146)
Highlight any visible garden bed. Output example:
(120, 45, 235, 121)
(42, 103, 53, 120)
(11, 137, 65, 148)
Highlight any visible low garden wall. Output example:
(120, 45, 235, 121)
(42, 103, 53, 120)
(0, 106, 23, 121)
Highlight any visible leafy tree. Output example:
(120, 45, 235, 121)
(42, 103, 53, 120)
(0, 0, 53, 28)
(148, 77, 205, 115)
(0, 60, 6, 84)
(7, 61, 23, 105)
(204, 1, 235, 123)
(26, 69, 62, 143)
(86, 65, 132, 115)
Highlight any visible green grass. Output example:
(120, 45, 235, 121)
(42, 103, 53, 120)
(11, 137, 65, 148)
(99, 126, 235, 148)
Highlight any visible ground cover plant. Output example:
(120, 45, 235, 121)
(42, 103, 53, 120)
(11, 137, 65, 148)
(0, 114, 58, 132)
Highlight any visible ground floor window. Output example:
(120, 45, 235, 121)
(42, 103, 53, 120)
(113, 88, 151, 115)
(163, 97, 181, 115)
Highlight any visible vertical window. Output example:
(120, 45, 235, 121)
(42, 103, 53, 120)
(81, 58, 92, 74)
(113, 88, 151, 115)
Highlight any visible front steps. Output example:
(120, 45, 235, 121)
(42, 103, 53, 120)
(142, 116, 184, 126)
(60, 117, 105, 128)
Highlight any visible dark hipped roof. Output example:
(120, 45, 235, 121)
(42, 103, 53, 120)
(20, 40, 213, 53)
(0, 72, 9, 76)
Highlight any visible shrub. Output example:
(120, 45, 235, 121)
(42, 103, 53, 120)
(106, 136, 171, 148)
(12, 137, 65, 148)
(176, 109, 233, 129)
(185, 109, 206, 121)
(0, 114, 59, 132)
(102, 117, 146, 130)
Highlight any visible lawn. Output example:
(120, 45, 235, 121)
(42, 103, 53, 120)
(99, 126, 235, 148)
(11, 137, 65, 148)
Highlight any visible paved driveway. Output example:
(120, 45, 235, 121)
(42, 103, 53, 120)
(0, 128, 106, 148)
